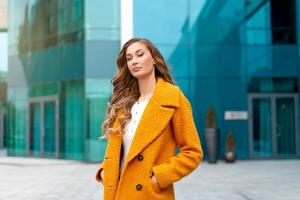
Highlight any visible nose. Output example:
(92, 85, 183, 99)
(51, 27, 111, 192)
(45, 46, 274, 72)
(131, 57, 138, 65)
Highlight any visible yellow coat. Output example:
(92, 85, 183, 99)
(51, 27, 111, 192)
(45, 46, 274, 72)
(96, 77, 203, 200)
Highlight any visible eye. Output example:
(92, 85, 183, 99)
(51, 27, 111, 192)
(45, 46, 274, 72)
(126, 57, 132, 61)
(137, 53, 144, 57)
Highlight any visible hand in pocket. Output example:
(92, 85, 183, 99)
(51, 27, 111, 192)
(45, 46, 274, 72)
(151, 174, 158, 184)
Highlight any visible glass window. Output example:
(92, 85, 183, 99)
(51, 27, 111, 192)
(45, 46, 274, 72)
(10, 0, 84, 54)
(84, 0, 120, 41)
(270, 0, 296, 44)
(245, 1, 271, 45)
(248, 78, 298, 93)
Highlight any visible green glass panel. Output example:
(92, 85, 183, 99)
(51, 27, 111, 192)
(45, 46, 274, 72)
(6, 103, 16, 155)
(253, 98, 272, 157)
(14, 101, 27, 156)
(63, 80, 84, 160)
(276, 98, 296, 156)
(44, 101, 56, 157)
(29, 82, 59, 97)
(30, 103, 41, 156)
(246, 0, 269, 20)
(86, 97, 109, 161)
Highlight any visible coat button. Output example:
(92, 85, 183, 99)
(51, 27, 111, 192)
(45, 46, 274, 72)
(137, 155, 143, 161)
(136, 184, 142, 191)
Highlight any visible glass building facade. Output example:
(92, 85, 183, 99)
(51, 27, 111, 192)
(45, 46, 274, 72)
(7, 0, 119, 161)
(134, 0, 300, 159)
(7, 0, 300, 161)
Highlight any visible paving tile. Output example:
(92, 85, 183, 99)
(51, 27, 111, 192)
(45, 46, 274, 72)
(0, 157, 299, 200)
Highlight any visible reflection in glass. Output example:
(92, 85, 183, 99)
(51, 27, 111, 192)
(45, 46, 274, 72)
(17, 0, 84, 54)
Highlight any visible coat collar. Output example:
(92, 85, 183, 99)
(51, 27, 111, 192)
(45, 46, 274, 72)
(151, 77, 180, 108)
(119, 77, 180, 175)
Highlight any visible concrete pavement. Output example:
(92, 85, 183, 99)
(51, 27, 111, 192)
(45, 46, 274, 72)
(0, 156, 299, 200)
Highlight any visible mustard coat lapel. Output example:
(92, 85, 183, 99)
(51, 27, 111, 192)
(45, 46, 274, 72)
(121, 77, 180, 173)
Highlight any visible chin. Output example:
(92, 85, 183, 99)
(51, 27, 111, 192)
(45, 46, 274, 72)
(131, 70, 154, 80)
(131, 72, 145, 79)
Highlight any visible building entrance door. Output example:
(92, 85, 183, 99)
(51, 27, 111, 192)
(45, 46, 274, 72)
(248, 94, 300, 158)
(28, 97, 59, 158)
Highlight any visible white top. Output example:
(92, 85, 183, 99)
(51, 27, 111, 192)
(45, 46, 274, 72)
(120, 99, 149, 172)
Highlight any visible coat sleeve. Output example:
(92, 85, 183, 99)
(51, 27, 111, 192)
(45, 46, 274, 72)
(152, 91, 203, 189)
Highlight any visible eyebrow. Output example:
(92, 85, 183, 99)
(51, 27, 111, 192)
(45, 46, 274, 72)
(126, 49, 144, 56)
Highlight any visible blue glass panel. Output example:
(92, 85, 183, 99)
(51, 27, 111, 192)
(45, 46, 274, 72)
(246, 1, 271, 28)
(134, 0, 188, 44)
(85, 41, 119, 78)
(158, 45, 189, 78)
(190, 0, 244, 45)
(245, 1, 271, 45)
(245, 45, 272, 77)
(192, 77, 248, 158)
(246, 45, 298, 78)
(173, 77, 191, 98)
(191, 46, 244, 77)
(271, 45, 298, 77)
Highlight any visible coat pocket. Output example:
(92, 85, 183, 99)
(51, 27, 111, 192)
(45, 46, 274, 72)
(148, 176, 162, 194)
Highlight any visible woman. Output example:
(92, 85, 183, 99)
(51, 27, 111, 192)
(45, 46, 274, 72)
(96, 38, 203, 200)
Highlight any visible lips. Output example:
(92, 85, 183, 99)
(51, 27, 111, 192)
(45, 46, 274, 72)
(132, 67, 142, 72)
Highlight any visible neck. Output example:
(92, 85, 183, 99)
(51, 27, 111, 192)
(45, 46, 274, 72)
(137, 75, 156, 101)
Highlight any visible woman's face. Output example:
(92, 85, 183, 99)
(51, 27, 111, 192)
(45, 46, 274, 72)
(126, 42, 155, 79)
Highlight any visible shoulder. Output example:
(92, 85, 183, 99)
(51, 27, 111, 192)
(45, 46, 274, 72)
(157, 80, 189, 109)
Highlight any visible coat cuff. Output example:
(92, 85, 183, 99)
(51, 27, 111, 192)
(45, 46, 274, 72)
(152, 165, 174, 189)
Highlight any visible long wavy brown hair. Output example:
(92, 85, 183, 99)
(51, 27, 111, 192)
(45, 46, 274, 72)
(101, 38, 174, 138)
